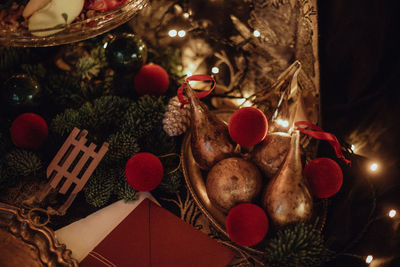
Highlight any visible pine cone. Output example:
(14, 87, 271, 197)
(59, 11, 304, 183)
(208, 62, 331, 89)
(163, 96, 190, 136)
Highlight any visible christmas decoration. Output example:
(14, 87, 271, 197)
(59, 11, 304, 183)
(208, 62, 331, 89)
(251, 132, 291, 179)
(85, 0, 127, 12)
(304, 157, 343, 199)
(105, 33, 147, 73)
(206, 157, 262, 214)
(263, 220, 334, 267)
(134, 63, 169, 96)
(183, 80, 235, 170)
(125, 152, 164, 191)
(226, 203, 269, 247)
(262, 130, 313, 227)
(10, 113, 48, 150)
(2, 74, 41, 108)
(4, 149, 42, 177)
(162, 96, 190, 136)
(121, 95, 166, 139)
(228, 107, 268, 147)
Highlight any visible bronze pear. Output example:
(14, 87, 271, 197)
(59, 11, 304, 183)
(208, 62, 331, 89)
(262, 130, 313, 227)
(186, 83, 235, 170)
(251, 132, 291, 179)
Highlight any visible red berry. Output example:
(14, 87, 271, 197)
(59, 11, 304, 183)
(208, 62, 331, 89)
(134, 63, 169, 96)
(304, 157, 343, 198)
(226, 203, 269, 246)
(10, 113, 48, 150)
(125, 152, 164, 191)
(228, 107, 268, 146)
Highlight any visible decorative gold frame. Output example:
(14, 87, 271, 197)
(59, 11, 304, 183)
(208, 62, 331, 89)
(0, 202, 78, 267)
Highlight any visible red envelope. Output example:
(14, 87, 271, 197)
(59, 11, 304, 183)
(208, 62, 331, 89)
(80, 198, 235, 267)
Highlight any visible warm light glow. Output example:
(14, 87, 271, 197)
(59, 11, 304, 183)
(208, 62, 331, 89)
(169, 29, 177, 37)
(276, 119, 289, 127)
(103, 42, 108, 49)
(253, 30, 261, 37)
(183, 12, 189, 18)
(369, 163, 378, 172)
(389, 209, 397, 218)
(351, 144, 355, 151)
(211, 66, 219, 74)
(178, 30, 186, 37)
(366, 255, 373, 264)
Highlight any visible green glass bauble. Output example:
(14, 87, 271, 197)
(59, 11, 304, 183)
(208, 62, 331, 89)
(105, 33, 147, 73)
(2, 74, 41, 108)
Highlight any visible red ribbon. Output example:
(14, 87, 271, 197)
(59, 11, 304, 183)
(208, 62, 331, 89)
(295, 121, 351, 166)
(177, 75, 216, 108)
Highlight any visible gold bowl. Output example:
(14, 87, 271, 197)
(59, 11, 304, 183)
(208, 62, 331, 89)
(0, 0, 148, 47)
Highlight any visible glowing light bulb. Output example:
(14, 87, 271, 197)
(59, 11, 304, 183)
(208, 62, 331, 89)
(169, 29, 177, 37)
(369, 163, 378, 172)
(276, 119, 289, 127)
(183, 12, 189, 18)
(253, 30, 261, 37)
(211, 66, 219, 74)
(103, 42, 108, 49)
(389, 209, 397, 218)
(178, 30, 186, 37)
(186, 71, 192, 77)
(351, 144, 355, 151)
(366, 255, 373, 264)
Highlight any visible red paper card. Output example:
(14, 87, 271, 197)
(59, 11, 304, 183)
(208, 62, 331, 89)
(80, 199, 235, 267)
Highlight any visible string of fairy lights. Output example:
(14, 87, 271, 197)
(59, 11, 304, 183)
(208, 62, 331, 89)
(159, 1, 398, 265)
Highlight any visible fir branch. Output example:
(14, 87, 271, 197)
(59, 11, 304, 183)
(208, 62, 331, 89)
(76, 56, 101, 80)
(85, 166, 115, 207)
(4, 149, 42, 177)
(105, 131, 140, 163)
(121, 95, 167, 138)
(159, 170, 183, 194)
(140, 126, 177, 156)
(114, 171, 137, 202)
(45, 73, 85, 108)
(263, 220, 335, 267)
(92, 96, 131, 130)
(51, 109, 83, 137)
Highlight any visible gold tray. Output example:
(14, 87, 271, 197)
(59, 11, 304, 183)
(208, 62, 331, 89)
(181, 111, 328, 242)
(0, 203, 77, 267)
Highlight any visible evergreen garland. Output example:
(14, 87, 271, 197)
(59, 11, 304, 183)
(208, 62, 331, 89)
(4, 149, 42, 177)
(121, 96, 167, 139)
(85, 166, 115, 208)
(105, 132, 140, 163)
(263, 220, 334, 267)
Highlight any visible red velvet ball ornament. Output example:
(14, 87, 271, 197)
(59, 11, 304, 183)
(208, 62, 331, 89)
(10, 113, 48, 150)
(228, 107, 268, 146)
(125, 152, 164, 191)
(226, 203, 269, 247)
(304, 157, 343, 198)
(134, 63, 169, 96)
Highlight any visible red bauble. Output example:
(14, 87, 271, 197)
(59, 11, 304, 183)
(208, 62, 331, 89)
(85, 0, 127, 12)
(304, 157, 343, 198)
(125, 152, 164, 191)
(228, 107, 268, 146)
(10, 113, 48, 150)
(226, 203, 269, 247)
(134, 63, 169, 96)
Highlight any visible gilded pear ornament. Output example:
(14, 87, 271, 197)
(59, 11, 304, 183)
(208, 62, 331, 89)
(251, 132, 291, 179)
(262, 130, 313, 227)
(186, 83, 235, 170)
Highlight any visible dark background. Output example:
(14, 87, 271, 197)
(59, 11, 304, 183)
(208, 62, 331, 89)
(318, 0, 400, 266)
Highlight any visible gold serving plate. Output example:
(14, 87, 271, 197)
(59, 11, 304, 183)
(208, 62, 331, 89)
(0, 203, 78, 267)
(181, 111, 328, 242)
